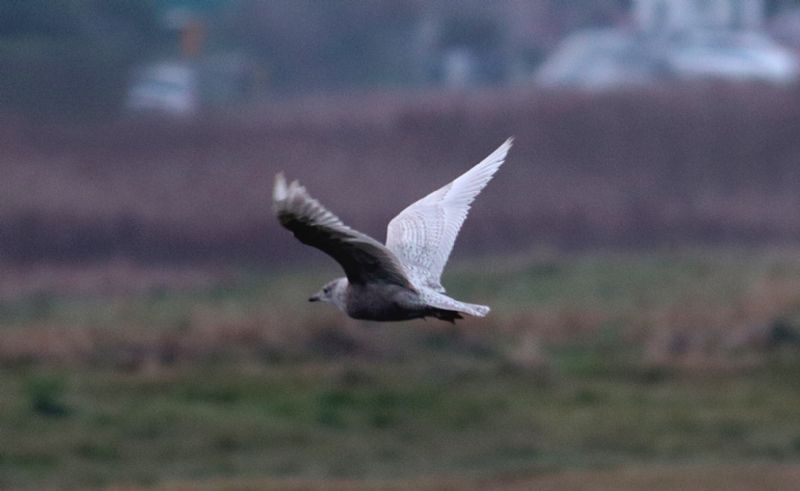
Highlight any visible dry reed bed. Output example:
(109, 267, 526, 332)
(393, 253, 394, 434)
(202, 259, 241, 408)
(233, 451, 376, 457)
(2, 83, 800, 262)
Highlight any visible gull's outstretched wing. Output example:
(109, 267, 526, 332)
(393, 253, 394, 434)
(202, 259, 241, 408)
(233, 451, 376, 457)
(386, 138, 512, 291)
(274, 174, 414, 289)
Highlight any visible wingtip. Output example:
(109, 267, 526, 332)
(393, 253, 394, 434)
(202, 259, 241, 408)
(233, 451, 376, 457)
(498, 137, 514, 154)
(484, 137, 513, 168)
(273, 172, 288, 202)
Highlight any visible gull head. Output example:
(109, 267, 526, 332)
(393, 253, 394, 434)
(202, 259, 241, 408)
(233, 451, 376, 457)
(309, 277, 348, 310)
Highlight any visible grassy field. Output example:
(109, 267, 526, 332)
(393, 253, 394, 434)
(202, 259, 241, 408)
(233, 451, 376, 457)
(2, 249, 800, 490)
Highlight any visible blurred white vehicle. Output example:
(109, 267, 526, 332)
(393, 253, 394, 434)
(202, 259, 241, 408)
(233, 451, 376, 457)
(536, 28, 798, 90)
(535, 29, 661, 90)
(667, 32, 798, 83)
(125, 62, 198, 117)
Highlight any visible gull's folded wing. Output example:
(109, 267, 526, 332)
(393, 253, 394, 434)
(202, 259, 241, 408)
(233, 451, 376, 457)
(274, 173, 414, 288)
(385, 138, 512, 291)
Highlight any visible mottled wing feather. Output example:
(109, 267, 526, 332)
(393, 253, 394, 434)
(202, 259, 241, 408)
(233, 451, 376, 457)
(273, 173, 413, 288)
(386, 139, 512, 291)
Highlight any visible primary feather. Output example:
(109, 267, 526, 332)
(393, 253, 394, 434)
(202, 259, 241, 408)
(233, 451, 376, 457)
(273, 173, 413, 288)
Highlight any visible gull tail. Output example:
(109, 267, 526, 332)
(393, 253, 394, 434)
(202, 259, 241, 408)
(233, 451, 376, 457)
(422, 290, 490, 321)
(456, 302, 491, 317)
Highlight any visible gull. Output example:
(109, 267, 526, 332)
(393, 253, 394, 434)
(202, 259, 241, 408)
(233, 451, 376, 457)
(273, 138, 512, 322)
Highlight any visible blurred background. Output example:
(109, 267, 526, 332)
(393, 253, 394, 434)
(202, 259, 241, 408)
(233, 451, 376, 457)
(3, 1, 800, 490)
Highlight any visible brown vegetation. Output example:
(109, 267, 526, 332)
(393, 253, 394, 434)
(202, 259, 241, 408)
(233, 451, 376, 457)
(2, 83, 800, 263)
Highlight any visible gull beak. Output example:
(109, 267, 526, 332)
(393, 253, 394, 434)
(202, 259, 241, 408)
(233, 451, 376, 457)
(308, 292, 321, 302)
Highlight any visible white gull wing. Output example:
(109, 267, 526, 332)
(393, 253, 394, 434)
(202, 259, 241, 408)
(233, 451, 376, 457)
(273, 173, 414, 289)
(385, 138, 512, 291)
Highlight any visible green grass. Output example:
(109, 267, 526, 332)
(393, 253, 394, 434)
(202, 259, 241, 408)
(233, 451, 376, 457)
(2, 357, 800, 489)
(4, 248, 800, 333)
(2, 249, 800, 489)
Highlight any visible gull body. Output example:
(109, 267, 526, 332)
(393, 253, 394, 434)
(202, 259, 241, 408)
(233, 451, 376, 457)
(273, 139, 512, 322)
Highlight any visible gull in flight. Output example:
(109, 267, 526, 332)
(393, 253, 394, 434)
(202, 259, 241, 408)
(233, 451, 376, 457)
(273, 138, 512, 322)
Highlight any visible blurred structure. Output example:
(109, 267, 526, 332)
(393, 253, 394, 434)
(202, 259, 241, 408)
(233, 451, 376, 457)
(5, 1, 800, 121)
(0, 1, 160, 119)
(413, 1, 626, 87)
(125, 1, 262, 117)
(537, 0, 798, 89)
